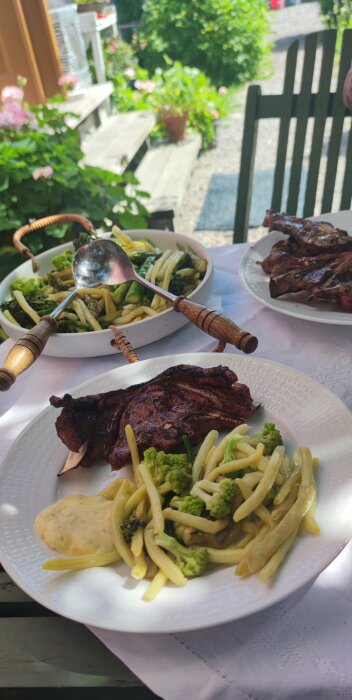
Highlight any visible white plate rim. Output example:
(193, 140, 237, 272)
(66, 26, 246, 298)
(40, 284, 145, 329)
(1, 352, 352, 633)
(239, 211, 352, 326)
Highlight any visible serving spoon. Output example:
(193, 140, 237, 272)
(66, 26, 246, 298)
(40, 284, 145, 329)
(0, 239, 258, 391)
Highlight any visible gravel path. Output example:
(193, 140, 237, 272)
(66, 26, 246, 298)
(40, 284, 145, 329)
(174, 1, 324, 246)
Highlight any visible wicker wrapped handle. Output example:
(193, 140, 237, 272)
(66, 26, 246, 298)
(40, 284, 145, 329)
(173, 297, 258, 354)
(13, 213, 96, 271)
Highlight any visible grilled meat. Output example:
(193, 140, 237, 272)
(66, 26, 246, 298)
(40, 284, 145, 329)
(50, 365, 257, 471)
(261, 239, 339, 276)
(260, 211, 352, 312)
(263, 211, 352, 255)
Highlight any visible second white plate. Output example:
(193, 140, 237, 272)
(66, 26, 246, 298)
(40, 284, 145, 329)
(239, 211, 352, 325)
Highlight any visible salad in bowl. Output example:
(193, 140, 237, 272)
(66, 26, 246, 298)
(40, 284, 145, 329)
(0, 227, 213, 358)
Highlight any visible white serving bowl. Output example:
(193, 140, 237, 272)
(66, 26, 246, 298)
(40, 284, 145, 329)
(0, 229, 213, 358)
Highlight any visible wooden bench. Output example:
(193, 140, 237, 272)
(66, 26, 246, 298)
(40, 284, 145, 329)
(59, 89, 201, 230)
(82, 111, 157, 175)
(81, 110, 201, 230)
(56, 82, 113, 130)
(135, 134, 202, 229)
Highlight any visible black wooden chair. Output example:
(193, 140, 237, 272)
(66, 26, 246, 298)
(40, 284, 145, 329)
(233, 28, 352, 243)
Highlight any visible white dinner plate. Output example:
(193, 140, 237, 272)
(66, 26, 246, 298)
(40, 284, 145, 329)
(239, 211, 352, 325)
(1, 352, 352, 633)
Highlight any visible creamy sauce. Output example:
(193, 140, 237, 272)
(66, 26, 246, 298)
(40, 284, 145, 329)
(35, 494, 115, 556)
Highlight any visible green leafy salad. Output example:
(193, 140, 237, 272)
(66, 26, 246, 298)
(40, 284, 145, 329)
(1, 227, 207, 333)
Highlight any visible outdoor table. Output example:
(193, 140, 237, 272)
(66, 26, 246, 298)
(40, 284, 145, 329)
(1, 239, 352, 700)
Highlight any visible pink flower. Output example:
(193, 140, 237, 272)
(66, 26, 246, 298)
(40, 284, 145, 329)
(124, 67, 136, 79)
(218, 86, 228, 95)
(1, 85, 24, 104)
(108, 42, 117, 53)
(58, 73, 78, 90)
(211, 109, 220, 119)
(32, 166, 54, 180)
(134, 79, 156, 93)
(0, 102, 36, 129)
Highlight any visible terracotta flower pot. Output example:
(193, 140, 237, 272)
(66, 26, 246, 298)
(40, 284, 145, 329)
(162, 113, 188, 143)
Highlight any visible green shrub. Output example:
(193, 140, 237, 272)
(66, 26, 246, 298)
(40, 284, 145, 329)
(319, 0, 352, 28)
(0, 96, 148, 279)
(114, 0, 144, 42)
(115, 0, 144, 24)
(135, 0, 271, 86)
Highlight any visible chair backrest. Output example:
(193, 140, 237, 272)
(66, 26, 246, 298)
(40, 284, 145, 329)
(233, 28, 352, 243)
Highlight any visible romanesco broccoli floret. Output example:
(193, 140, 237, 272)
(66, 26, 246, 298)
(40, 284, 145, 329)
(11, 277, 45, 296)
(224, 423, 283, 459)
(51, 249, 73, 271)
(170, 494, 204, 516)
(247, 422, 283, 455)
(143, 447, 192, 495)
(191, 478, 238, 519)
(155, 531, 209, 577)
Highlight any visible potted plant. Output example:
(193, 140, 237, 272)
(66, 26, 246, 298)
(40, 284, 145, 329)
(144, 59, 229, 146)
(149, 60, 200, 142)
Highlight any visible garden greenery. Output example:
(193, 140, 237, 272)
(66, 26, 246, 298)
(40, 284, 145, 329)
(135, 0, 271, 86)
(319, 0, 352, 28)
(0, 91, 148, 279)
(89, 40, 229, 149)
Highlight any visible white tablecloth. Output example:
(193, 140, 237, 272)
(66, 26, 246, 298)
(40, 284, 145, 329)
(1, 242, 352, 700)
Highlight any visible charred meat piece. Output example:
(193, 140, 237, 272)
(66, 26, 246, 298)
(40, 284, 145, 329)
(50, 365, 257, 471)
(269, 252, 352, 311)
(261, 239, 338, 276)
(263, 211, 352, 255)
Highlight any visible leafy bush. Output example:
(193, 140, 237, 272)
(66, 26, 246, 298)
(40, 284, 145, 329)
(114, 0, 144, 41)
(0, 90, 148, 279)
(115, 0, 144, 23)
(135, 0, 270, 86)
(319, 0, 352, 28)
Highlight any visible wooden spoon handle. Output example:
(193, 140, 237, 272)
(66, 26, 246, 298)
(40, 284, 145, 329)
(173, 297, 258, 354)
(0, 316, 58, 391)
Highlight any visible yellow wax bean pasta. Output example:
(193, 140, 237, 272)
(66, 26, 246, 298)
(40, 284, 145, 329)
(36, 420, 320, 603)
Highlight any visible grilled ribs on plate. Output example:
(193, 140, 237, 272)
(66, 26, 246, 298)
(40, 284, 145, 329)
(260, 211, 352, 311)
(50, 365, 257, 472)
(263, 211, 352, 255)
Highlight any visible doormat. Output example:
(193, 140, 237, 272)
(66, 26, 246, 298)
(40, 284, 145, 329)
(196, 172, 275, 231)
(196, 170, 306, 231)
